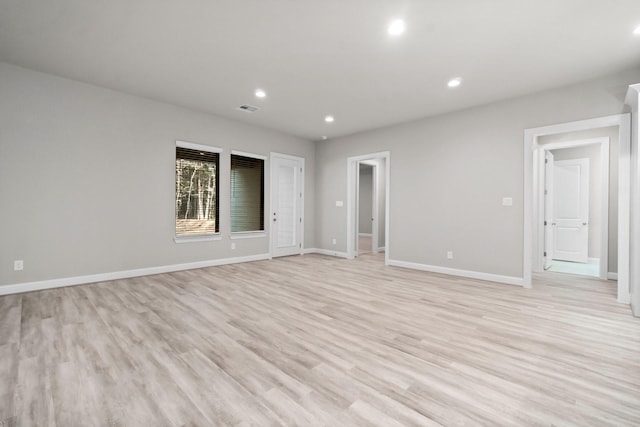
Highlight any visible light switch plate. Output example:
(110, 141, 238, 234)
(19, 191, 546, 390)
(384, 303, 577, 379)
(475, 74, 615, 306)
(502, 197, 513, 206)
(336, 201, 343, 207)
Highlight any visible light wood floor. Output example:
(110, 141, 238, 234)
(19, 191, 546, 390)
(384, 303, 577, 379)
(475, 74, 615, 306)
(358, 236, 372, 255)
(1, 253, 639, 426)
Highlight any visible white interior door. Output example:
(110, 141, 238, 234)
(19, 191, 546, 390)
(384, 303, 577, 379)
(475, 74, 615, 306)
(553, 158, 589, 263)
(271, 154, 303, 257)
(544, 151, 554, 269)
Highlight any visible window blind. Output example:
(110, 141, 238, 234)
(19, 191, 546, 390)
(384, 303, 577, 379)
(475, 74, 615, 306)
(231, 154, 265, 232)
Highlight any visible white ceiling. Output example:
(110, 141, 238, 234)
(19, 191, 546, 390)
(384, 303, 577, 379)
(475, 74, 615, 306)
(1, 0, 639, 140)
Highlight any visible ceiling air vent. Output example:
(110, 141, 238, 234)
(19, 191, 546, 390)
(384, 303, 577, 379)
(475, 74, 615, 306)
(237, 104, 259, 113)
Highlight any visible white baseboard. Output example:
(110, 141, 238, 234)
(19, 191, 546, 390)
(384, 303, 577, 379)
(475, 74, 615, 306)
(377, 247, 386, 253)
(387, 259, 524, 287)
(302, 248, 348, 258)
(0, 253, 270, 296)
(358, 233, 372, 237)
(607, 272, 618, 281)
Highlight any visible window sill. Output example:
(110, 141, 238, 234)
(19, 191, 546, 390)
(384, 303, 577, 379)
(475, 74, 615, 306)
(230, 231, 267, 240)
(174, 234, 222, 244)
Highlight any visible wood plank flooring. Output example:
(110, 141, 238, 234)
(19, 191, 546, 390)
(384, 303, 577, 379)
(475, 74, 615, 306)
(1, 253, 639, 426)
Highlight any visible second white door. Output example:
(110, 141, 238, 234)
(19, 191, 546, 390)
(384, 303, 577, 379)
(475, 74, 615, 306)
(553, 158, 589, 263)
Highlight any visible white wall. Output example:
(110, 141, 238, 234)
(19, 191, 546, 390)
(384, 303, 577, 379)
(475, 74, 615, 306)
(550, 145, 602, 260)
(0, 62, 315, 287)
(358, 164, 373, 234)
(315, 67, 640, 280)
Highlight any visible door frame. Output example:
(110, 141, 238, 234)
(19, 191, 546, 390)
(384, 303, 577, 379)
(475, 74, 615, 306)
(269, 152, 305, 258)
(524, 114, 630, 304)
(544, 151, 554, 270)
(542, 140, 608, 275)
(347, 151, 390, 262)
(356, 161, 379, 255)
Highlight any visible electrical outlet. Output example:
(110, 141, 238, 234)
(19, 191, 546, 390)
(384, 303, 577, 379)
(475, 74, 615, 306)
(446, 251, 453, 260)
(332, 238, 337, 245)
(231, 242, 236, 250)
(14, 260, 23, 271)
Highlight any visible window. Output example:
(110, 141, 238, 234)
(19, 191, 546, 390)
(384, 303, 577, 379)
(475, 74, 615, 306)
(175, 143, 220, 237)
(231, 153, 265, 233)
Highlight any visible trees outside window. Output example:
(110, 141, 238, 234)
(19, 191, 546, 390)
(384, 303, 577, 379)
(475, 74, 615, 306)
(175, 146, 219, 236)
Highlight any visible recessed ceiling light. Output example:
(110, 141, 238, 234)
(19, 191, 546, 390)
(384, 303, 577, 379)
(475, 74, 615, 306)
(255, 89, 266, 98)
(447, 78, 462, 88)
(321, 136, 328, 140)
(388, 19, 405, 36)
(324, 115, 335, 123)
(634, 25, 640, 35)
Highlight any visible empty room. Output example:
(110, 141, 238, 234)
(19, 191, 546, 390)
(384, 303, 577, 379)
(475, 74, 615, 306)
(2, 1, 640, 426)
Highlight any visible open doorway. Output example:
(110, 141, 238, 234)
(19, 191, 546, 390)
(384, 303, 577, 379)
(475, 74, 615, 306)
(347, 152, 390, 263)
(357, 162, 375, 255)
(524, 114, 631, 304)
(540, 138, 609, 278)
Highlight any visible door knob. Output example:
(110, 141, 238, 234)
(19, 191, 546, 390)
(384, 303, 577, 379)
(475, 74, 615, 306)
(582, 222, 588, 226)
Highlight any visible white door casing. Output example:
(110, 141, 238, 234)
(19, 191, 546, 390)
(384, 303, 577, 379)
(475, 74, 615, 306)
(525, 114, 629, 304)
(544, 151, 554, 269)
(355, 163, 360, 255)
(553, 158, 589, 263)
(356, 161, 379, 256)
(371, 163, 379, 254)
(347, 151, 391, 263)
(270, 154, 304, 257)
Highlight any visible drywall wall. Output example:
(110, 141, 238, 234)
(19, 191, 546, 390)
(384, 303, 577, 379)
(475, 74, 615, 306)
(358, 164, 373, 234)
(550, 145, 602, 260)
(0, 62, 315, 287)
(315, 67, 640, 279)
(541, 126, 619, 272)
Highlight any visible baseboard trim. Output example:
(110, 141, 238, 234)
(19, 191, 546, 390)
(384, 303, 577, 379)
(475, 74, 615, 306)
(387, 259, 524, 287)
(302, 248, 348, 258)
(607, 272, 618, 281)
(377, 247, 386, 253)
(0, 253, 271, 296)
(358, 233, 372, 237)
